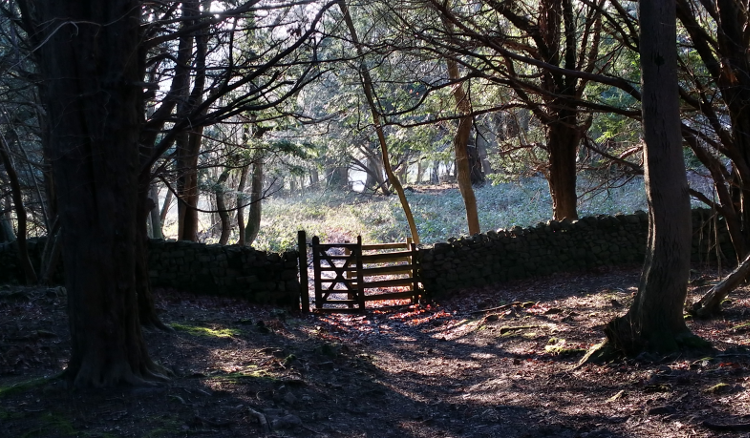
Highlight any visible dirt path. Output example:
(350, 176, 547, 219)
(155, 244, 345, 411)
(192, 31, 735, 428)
(2, 266, 750, 437)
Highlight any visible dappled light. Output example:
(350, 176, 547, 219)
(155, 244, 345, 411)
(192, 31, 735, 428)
(1, 0, 749, 435)
(4, 266, 750, 436)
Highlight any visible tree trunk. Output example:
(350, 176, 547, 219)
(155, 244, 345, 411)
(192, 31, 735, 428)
(33, 0, 166, 386)
(236, 164, 249, 246)
(603, 0, 704, 354)
(546, 115, 580, 221)
(363, 152, 390, 195)
(159, 189, 173, 226)
(0, 201, 14, 243)
(310, 166, 319, 188)
(446, 57, 481, 235)
(39, 218, 61, 285)
(215, 170, 231, 245)
(475, 123, 493, 175)
(149, 185, 163, 240)
(177, 131, 204, 241)
(430, 160, 440, 184)
(175, 0, 206, 242)
(325, 164, 348, 189)
(691, 252, 750, 318)
(0, 134, 36, 283)
(245, 152, 264, 246)
(466, 133, 486, 186)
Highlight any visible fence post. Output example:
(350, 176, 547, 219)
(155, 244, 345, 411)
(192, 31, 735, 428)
(410, 239, 420, 304)
(356, 235, 365, 311)
(298, 230, 309, 314)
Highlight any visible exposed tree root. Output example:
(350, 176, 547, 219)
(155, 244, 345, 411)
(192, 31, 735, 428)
(575, 316, 713, 370)
(63, 354, 170, 389)
(603, 314, 711, 356)
(689, 252, 750, 319)
(572, 341, 622, 369)
(141, 315, 174, 332)
(703, 420, 750, 432)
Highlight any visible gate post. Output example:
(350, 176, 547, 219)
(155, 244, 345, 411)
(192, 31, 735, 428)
(298, 230, 309, 314)
(410, 239, 420, 304)
(355, 235, 365, 311)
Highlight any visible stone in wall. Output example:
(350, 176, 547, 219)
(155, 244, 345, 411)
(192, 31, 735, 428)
(0, 237, 300, 308)
(418, 208, 732, 298)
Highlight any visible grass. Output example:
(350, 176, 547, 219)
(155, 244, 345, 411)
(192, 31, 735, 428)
(249, 176, 650, 251)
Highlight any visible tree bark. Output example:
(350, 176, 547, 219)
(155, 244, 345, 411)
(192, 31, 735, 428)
(0, 200, 14, 243)
(546, 115, 580, 221)
(245, 152, 264, 246)
(325, 164, 348, 189)
(149, 185, 164, 240)
(159, 189, 173, 226)
(446, 57, 481, 235)
(215, 170, 231, 245)
(604, 0, 703, 354)
(0, 133, 36, 284)
(466, 134, 486, 186)
(236, 163, 249, 246)
(33, 0, 166, 386)
(175, 0, 207, 242)
(691, 252, 750, 318)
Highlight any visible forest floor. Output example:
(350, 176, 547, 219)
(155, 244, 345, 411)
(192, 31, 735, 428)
(3, 266, 750, 437)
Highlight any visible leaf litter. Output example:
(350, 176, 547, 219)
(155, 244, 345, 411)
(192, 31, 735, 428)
(2, 266, 750, 436)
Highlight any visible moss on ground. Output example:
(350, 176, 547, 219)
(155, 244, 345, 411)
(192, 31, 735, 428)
(170, 323, 243, 338)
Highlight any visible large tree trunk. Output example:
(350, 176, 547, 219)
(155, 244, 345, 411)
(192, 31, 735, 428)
(34, 0, 166, 386)
(603, 0, 703, 355)
(546, 114, 580, 221)
(715, 0, 750, 257)
(135, 185, 167, 330)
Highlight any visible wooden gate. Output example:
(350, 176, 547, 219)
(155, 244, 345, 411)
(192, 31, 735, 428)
(306, 234, 420, 313)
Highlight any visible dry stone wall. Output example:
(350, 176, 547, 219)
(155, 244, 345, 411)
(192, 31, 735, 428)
(0, 238, 300, 306)
(0, 209, 733, 307)
(146, 240, 300, 305)
(417, 209, 732, 297)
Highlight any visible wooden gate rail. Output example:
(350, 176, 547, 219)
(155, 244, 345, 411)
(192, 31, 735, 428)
(311, 235, 365, 313)
(302, 233, 420, 313)
(355, 241, 419, 303)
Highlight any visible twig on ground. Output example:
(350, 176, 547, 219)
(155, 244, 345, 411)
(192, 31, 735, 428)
(470, 301, 522, 315)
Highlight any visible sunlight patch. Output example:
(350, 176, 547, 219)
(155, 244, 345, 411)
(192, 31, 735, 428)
(170, 323, 242, 338)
